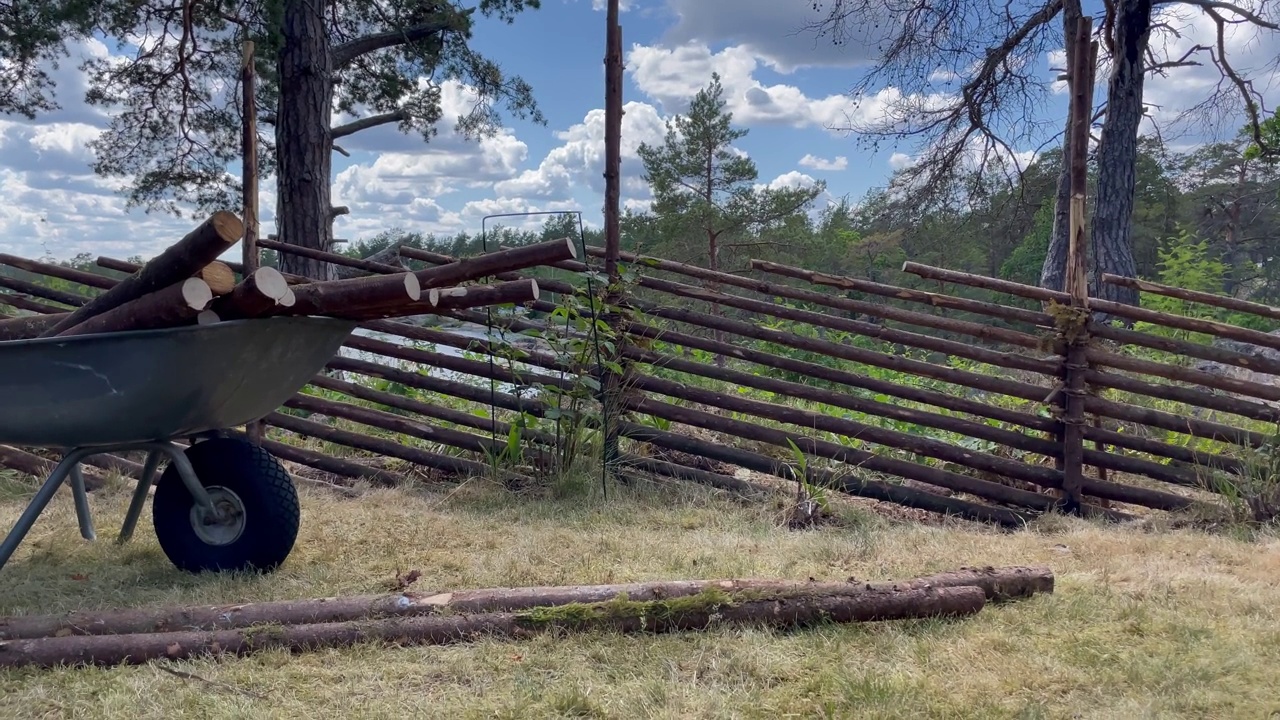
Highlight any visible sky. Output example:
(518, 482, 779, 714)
(0, 0, 1277, 262)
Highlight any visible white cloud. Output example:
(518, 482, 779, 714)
(492, 100, 667, 203)
(662, 0, 889, 72)
(627, 42, 953, 136)
(798, 153, 848, 171)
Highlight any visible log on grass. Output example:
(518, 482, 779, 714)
(54, 278, 213, 337)
(208, 266, 291, 320)
(43, 211, 243, 336)
(0, 585, 986, 668)
(282, 271, 421, 318)
(0, 566, 1048, 640)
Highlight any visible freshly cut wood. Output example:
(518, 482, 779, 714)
(412, 237, 577, 289)
(0, 254, 115, 290)
(209, 267, 291, 320)
(1102, 272, 1280, 321)
(42, 211, 242, 336)
(55, 278, 213, 338)
(0, 566, 1048, 640)
(0, 293, 64, 315)
(196, 310, 221, 325)
(0, 313, 62, 341)
(283, 272, 421, 318)
(193, 261, 236, 296)
(0, 585, 986, 668)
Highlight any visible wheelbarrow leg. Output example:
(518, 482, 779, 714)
(117, 450, 163, 544)
(69, 464, 96, 541)
(149, 442, 220, 517)
(0, 453, 81, 571)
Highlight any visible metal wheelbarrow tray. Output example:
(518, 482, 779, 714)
(0, 316, 358, 574)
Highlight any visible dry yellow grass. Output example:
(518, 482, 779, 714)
(2, 469, 1280, 719)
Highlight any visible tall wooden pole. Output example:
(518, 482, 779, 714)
(1059, 15, 1098, 511)
(242, 40, 265, 446)
(601, 0, 625, 478)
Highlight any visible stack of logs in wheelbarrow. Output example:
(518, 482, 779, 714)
(0, 211, 578, 576)
(0, 210, 573, 341)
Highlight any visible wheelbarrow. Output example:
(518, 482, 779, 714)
(0, 315, 359, 574)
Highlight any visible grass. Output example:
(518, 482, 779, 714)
(3, 471, 1280, 719)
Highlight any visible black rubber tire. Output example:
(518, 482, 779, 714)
(151, 437, 300, 574)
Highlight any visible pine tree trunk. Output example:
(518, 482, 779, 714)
(1088, 0, 1150, 308)
(1040, 0, 1081, 293)
(275, 0, 337, 281)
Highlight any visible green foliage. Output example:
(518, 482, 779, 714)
(4, 0, 543, 216)
(1134, 228, 1227, 343)
(635, 73, 824, 269)
(1000, 201, 1053, 285)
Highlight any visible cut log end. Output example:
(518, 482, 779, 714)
(194, 262, 237, 296)
(562, 236, 578, 260)
(403, 273, 421, 302)
(196, 309, 221, 325)
(211, 211, 247, 244)
(278, 287, 297, 308)
(181, 277, 214, 310)
(253, 267, 290, 302)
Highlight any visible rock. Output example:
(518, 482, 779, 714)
(1190, 329, 1280, 409)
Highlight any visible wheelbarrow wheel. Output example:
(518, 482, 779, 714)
(151, 437, 300, 573)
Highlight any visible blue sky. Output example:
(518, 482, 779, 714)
(0, 0, 1275, 261)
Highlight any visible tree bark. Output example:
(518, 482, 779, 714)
(0, 585, 985, 669)
(0, 567, 1048, 641)
(283, 272, 422, 317)
(1088, 0, 1150, 307)
(55, 278, 212, 337)
(39, 212, 243, 336)
(427, 279, 539, 310)
(1041, 0, 1082, 293)
(0, 313, 62, 341)
(275, 0, 337, 281)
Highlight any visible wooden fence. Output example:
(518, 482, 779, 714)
(2, 240, 1277, 528)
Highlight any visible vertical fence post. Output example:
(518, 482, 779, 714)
(242, 39, 265, 447)
(1058, 16, 1098, 512)
(599, 0, 626, 482)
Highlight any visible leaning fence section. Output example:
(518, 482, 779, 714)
(2, 241, 1276, 527)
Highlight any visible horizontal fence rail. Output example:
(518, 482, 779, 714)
(4, 237, 1277, 526)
